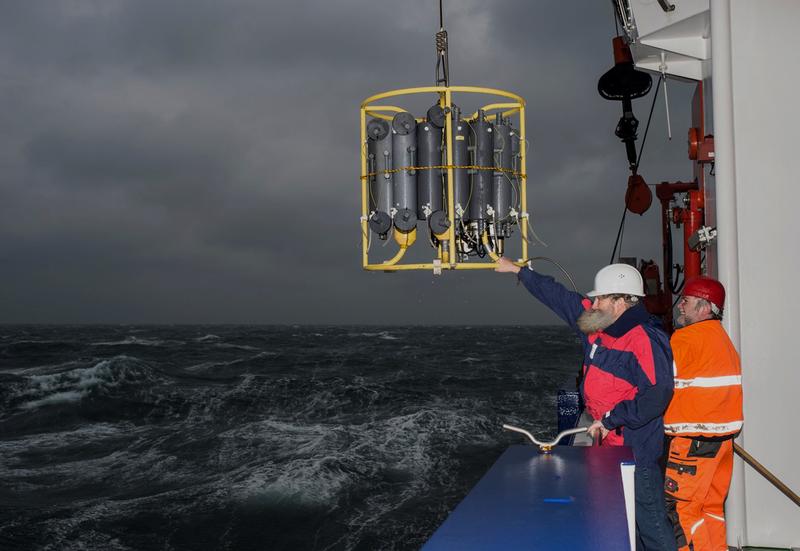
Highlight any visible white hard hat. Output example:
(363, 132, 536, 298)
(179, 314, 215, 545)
(587, 263, 645, 297)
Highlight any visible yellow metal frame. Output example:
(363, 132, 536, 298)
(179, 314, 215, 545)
(360, 86, 528, 272)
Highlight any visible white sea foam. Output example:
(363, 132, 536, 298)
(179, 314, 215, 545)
(220, 422, 356, 508)
(14, 356, 151, 410)
(230, 407, 497, 551)
(0, 423, 136, 457)
(238, 456, 353, 509)
(213, 343, 262, 351)
(183, 361, 229, 373)
(2, 359, 84, 376)
(216, 405, 490, 517)
(347, 330, 399, 340)
(91, 336, 173, 347)
(184, 351, 276, 372)
(20, 391, 86, 409)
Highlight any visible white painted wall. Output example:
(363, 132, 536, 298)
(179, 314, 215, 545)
(628, 0, 800, 545)
(714, 0, 800, 546)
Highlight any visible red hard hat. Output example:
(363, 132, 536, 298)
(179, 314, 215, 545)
(683, 276, 725, 311)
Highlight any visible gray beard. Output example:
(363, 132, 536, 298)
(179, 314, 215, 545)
(576, 309, 616, 335)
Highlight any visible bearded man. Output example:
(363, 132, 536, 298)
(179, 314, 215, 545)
(496, 258, 677, 551)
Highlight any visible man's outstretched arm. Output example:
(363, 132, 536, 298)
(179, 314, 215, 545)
(495, 257, 586, 329)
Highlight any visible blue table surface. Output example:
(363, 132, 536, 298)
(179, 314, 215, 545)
(422, 445, 634, 551)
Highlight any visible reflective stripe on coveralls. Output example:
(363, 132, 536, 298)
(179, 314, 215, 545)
(664, 320, 742, 438)
(665, 437, 733, 551)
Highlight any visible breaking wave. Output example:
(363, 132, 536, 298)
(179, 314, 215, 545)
(4, 355, 157, 411)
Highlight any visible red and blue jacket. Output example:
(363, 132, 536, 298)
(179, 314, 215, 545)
(518, 267, 674, 466)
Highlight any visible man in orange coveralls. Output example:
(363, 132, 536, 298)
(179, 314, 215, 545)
(664, 277, 743, 551)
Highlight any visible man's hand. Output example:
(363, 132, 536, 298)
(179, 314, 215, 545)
(495, 256, 521, 274)
(587, 419, 610, 440)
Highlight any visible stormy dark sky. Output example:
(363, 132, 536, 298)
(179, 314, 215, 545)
(0, 1, 696, 325)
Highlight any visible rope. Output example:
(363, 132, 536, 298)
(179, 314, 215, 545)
(360, 165, 526, 180)
(609, 204, 628, 264)
(634, 74, 662, 174)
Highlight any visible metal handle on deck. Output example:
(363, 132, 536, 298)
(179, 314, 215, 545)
(502, 423, 589, 451)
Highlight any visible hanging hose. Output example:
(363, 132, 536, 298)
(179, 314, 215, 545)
(516, 256, 578, 293)
(481, 231, 500, 261)
(665, 224, 685, 295)
(384, 245, 409, 266)
(383, 230, 415, 265)
(516, 211, 548, 248)
(360, 218, 372, 253)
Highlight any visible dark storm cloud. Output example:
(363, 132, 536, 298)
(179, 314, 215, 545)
(25, 112, 241, 192)
(0, 1, 695, 324)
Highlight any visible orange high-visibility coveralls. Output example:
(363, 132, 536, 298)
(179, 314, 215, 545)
(664, 320, 743, 551)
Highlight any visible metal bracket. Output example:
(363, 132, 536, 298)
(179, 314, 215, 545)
(688, 225, 717, 251)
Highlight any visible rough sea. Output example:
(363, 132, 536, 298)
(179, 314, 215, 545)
(0, 325, 583, 550)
